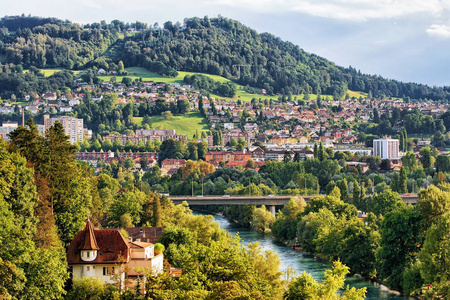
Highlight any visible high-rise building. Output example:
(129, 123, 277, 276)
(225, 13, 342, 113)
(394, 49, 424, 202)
(44, 115, 84, 144)
(373, 138, 399, 160)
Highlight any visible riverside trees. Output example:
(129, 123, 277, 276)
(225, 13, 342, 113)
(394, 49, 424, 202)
(272, 183, 450, 299)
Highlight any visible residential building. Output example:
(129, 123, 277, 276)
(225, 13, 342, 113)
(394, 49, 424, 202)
(44, 114, 84, 144)
(205, 151, 252, 165)
(373, 138, 399, 160)
(67, 219, 164, 289)
(160, 159, 186, 175)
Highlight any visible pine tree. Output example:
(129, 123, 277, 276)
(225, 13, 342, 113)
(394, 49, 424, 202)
(153, 194, 162, 227)
(402, 128, 408, 151)
(352, 181, 360, 207)
(399, 167, 407, 194)
(339, 179, 348, 202)
(391, 172, 399, 192)
(373, 109, 380, 123)
(318, 141, 327, 161)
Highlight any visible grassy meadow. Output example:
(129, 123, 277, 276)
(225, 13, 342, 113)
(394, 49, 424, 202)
(133, 112, 209, 137)
(36, 66, 367, 102)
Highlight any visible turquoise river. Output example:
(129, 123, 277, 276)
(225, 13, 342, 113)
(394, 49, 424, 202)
(196, 211, 416, 300)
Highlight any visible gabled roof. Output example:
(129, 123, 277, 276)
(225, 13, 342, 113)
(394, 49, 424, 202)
(67, 225, 129, 265)
(123, 227, 163, 244)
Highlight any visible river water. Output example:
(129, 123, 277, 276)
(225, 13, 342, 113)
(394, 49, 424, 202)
(197, 212, 415, 300)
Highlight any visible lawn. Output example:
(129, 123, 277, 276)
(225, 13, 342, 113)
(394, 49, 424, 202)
(133, 112, 209, 137)
(28, 68, 82, 77)
(408, 134, 432, 140)
(97, 66, 369, 103)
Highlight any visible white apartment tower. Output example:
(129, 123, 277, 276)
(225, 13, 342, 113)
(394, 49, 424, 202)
(373, 138, 399, 160)
(44, 115, 84, 144)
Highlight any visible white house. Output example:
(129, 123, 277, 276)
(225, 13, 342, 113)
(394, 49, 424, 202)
(67, 219, 164, 289)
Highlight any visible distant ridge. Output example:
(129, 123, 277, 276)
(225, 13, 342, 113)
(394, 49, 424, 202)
(0, 15, 449, 101)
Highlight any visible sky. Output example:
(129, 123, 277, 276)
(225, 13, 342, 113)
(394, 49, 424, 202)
(3, 0, 450, 86)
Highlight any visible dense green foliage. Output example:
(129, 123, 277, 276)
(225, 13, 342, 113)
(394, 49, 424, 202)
(269, 183, 450, 299)
(0, 15, 449, 101)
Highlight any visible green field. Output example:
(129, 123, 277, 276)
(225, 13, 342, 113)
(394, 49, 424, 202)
(133, 112, 209, 137)
(43, 65, 366, 102)
(29, 68, 82, 76)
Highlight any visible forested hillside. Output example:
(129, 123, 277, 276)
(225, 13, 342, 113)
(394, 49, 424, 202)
(1, 15, 450, 100)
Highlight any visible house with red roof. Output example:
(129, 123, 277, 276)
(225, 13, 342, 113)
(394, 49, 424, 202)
(67, 219, 164, 289)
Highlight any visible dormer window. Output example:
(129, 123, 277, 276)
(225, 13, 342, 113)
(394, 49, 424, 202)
(81, 250, 97, 262)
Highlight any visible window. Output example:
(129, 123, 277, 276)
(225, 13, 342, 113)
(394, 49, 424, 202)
(87, 251, 90, 258)
(103, 267, 115, 276)
(86, 266, 90, 272)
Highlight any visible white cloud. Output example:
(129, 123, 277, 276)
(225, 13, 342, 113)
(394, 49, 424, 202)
(207, 0, 446, 21)
(426, 24, 450, 38)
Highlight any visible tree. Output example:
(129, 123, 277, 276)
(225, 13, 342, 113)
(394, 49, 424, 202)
(377, 206, 422, 291)
(338, 218, 380, 278)
(245, 158, 256, 169)
(367, 190, 405, 216)
(176, 99, 190, 115)
(158, 139, 186, 163)
(0, 140, 68, 299)
(417, 185, 450, 230)
(162, 110, 173, 120)
(352, 181, 360, 206)
(401, 152, 418, 171)
(435, 155, 450, 173)
(399, 167, 407, 194)
(418, 212, 450, 298)
(118, 60, 125, 73)
(197, 141, 208, 161)
(391, 172, 399, 192)
(252, 205, 275, 232)
(318, 141, 327, 161)
(338, 179, 348, 202)
(419, 146, 433, 170)
(284, 261, 366, 300)
(431, 130, 445, 147)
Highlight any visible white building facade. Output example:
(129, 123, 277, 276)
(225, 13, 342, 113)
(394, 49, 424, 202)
(373, 138, 399, 160)
(44, 114, 84, 144)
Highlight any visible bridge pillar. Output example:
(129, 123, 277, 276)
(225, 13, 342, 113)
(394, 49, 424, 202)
(269, 205, 276, 216)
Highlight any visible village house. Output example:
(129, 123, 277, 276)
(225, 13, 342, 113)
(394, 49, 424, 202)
(67, 219, 164, 289)
(160, 158, 186, 175)
(205, 150, 252, 166)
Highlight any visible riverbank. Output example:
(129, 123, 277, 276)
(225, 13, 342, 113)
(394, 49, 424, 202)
(193, 210, 416, 300)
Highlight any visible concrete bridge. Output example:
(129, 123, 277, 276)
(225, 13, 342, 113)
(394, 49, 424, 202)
(170, 194, 419, 215)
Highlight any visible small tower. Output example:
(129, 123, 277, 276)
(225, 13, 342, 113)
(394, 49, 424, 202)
(78, 218, 99, 262)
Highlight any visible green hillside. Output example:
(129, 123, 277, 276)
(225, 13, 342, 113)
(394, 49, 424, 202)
(0, 15, 448, 101)
(98, 67, 366, 102)
(133, 112, 208, 137)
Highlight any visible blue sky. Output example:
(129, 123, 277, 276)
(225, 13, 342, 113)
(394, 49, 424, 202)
(3, 0, 450, 86)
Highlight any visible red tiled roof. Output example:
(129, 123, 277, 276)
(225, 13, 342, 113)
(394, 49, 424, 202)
(78, 219, 99, 250)
(67, 227, 129, 265)
(122, 227, 163, 244)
